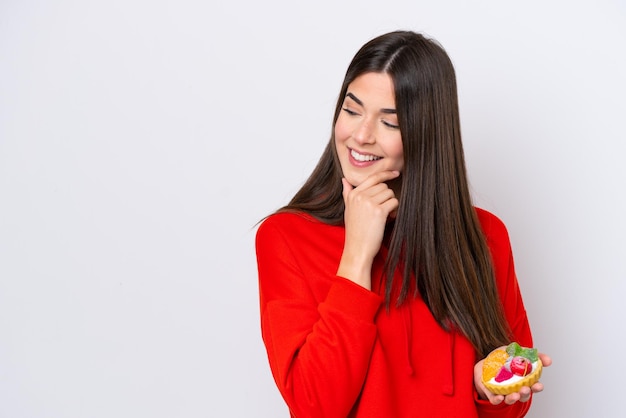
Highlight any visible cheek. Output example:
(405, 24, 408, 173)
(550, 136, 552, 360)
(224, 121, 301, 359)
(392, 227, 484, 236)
(387, 138, 404, 168)
(390, 140, 403, 158)
(334, 119, 350, 143)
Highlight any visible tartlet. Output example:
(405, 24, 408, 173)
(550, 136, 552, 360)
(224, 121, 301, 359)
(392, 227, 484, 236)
(482, 342, 543, 395)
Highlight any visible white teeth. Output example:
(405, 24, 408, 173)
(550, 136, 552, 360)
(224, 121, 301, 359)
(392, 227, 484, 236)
(351, 149, 382, 162)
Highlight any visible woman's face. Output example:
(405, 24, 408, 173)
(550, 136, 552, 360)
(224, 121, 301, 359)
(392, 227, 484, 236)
(334, 72, 404, 188)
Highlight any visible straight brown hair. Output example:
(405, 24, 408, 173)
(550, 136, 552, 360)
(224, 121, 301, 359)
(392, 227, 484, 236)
(279, 31, 510, 357)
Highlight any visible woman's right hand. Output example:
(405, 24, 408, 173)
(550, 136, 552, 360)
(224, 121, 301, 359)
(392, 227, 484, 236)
(336, 170, 400, 289)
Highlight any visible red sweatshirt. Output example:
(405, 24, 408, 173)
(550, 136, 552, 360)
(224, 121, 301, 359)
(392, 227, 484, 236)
(256, 208, 533, 418)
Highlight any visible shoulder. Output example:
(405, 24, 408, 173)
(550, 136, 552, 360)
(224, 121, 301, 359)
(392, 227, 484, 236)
(474, 207, 512, 253)
(256, 211, 345, 270)
(256, 211, 341, 248)
(257, 211, 320, 238)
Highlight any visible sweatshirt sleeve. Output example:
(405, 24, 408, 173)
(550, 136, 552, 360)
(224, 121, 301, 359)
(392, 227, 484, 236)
(475, 212, 534, 418)
(256, 217, 383, 418)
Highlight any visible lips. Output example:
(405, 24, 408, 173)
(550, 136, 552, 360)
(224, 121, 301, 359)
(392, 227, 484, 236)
(350, 148, 382, 162)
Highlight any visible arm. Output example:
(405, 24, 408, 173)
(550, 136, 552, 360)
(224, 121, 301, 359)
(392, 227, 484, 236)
(474, 212, 546, 418)
(256, 218, 382, 418)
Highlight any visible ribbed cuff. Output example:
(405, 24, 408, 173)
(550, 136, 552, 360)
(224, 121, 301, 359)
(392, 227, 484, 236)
(323, 277, 383, 322)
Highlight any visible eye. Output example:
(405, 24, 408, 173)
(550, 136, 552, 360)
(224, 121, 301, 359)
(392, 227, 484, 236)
(382, 120, 400, 129)
(342, 107, 359, 116)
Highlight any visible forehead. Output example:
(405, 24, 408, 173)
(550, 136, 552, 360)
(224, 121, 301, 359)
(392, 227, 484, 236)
(346, 72, 396, 104)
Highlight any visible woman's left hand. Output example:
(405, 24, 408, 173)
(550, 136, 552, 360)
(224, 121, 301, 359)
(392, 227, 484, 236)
(474, 351, 552, 405)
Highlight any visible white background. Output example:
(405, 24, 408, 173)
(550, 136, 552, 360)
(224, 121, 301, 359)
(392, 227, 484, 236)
(1, 0, 625, 417)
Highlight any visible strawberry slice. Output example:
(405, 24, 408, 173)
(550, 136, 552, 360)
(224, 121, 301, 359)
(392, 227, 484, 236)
(494, 366, 514, 382)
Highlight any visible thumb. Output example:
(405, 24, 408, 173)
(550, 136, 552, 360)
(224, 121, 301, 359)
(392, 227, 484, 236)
(341, 178, 353, 201)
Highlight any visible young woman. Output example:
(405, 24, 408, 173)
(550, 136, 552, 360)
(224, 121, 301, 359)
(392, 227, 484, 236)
(255, 30, 550, 418)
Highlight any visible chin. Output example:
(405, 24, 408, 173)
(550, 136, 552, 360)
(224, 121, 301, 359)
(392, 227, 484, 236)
(343, 175, 364, 188)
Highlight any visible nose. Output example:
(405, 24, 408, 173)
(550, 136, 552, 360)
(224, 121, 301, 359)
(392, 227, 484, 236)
(353, 117, 375, 145)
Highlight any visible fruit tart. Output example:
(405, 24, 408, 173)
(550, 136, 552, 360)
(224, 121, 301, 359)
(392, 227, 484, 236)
(481, 342, 543, 395)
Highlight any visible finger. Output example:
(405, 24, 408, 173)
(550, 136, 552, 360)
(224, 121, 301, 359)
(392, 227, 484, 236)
(530, 382, 544, 394)
(504, 392, 521, 405)
(356, 184, 398, 213)
(360, 183, 396, 202)
(477, 381, 504, 405)
(341, 178, 353, 202)
(503, 385, 534, 405)
(380, 196, 399, 214)
(517, 386, 532, 403)
(538, 353, 552, 367)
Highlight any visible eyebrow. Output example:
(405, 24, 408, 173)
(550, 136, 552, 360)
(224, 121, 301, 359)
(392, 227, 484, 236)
(345, 92, 397, 114)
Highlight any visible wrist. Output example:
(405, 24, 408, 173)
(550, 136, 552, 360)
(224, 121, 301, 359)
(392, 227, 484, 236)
(337, 254, 373, 290)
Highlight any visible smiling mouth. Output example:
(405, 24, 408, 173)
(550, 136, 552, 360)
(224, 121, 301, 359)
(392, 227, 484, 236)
(350, 148, 382, 162)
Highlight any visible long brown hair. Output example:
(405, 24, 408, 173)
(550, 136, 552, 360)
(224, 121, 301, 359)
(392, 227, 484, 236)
(280, 31, 510, 357)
